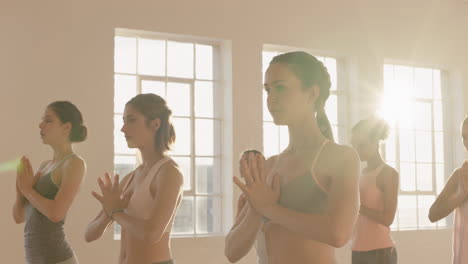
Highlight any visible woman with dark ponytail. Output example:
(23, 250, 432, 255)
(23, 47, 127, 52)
(225, 51, 360, 264)
(13, 101, 87, 264)
(85, 94, 183, 264)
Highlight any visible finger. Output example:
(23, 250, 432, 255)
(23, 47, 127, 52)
(240, 159, 253, 185)
(249, 152, 259, 182)
(104, 173, 112, 187)
(25, 158, 34, 177)
(233, 176, 250, 195)
(91, 191, 104, 203)
(97, 177, 107, 192)
(257, 154, 266, 182)
(112, 174, 120, 192)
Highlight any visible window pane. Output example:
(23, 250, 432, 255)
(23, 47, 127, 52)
(138, 38, 165, 76)
(114, 36, 136, 74)
(263, 122, 279, 158)
(435, 132, 445, 163)
(196, 158, 221, 194)
(400, 162, 416, 191)
(195, 44, 213, 80)
(414, 102, 432, 131)
(384, 64, 395, 83)
(263, 91, 273, 121)
(173, 156, 191, 191)
(434, 100, 443, 131)
(196, 196, 221, 234)
(167, 82, 190, 117)
(433, 70, 442, 100)
(325, 94, 338, 125)
(416, 163, 433, 191)
(398, 195, 418, 229)
(114, 75, 137, 113)
(415, 131, 432, 163)
(436, 163, 445, 194)
(141, 80, 165, 97)
(414, 68, 433, 99)
(195, 81, 213, 118)
(170, 118, 191, 155)
(399, 130, 415, 162)
(114, 115, 136, 155)
(279, 126, 289, 152)
(323, 58, 337, 91)
(195, 119, 221, 156)
(394, 65, 414, 97)
(114, 155, 136, 178)
(172, 197, 194, 234)
(418, 195, 437, 228)
(385, 130, 396, 162)
(167, 41, 194, 78)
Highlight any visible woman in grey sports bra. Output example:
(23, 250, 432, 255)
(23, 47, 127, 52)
(13, 101, 87, 264)
(225, 51, 360, 264)
(85, 94, 183, 264)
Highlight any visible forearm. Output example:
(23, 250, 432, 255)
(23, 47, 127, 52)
(85, 211, 112, 242)
(429, 194, 466, 222)
(112, 212, 166, 243)
(23, 188, 64, 223)
(225, 208, 263, 262)
(262, 204, 352, 247)
(12, 196, 26, 224)
(360, 206, 392, 226)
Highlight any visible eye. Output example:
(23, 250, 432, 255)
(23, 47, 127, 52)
(274, 84, 286, 92)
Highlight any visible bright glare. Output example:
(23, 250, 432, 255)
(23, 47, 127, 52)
(377, 78, 415, 128)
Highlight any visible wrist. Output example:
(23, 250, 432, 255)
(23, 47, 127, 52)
(260, 203, 279, 219)
(110, 208, 125, 221)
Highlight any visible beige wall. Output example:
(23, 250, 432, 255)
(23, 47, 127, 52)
(1, 0, 467, 263)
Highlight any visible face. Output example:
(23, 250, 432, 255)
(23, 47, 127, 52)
(121, 105, 160, 150)
(38, 108, 71, 145)
(462, 123, 468, 151)
(351, 126, 377, 162)
(264, 63, 318, 126)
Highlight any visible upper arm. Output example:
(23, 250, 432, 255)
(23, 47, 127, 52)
(436, 169, 460, 200)
(147, 164, 184, 231)
(327, 146, 360, 220)
(378, 167, 399, 223)
(53, 157, 86, 216)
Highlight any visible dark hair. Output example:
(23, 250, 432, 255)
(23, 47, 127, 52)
(48, 101, 87, 142)
(463, 116, 468, 127)
(352, 116, 390, 142)
(270, 51, 334, 142)
(126, 94, 175, 153)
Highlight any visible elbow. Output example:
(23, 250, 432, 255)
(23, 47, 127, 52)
(224, 244, 241, 263)
(327, 223, 352, 248)
(84, 232, 97, 243)
(48, 211, 66, 223)
(428, 206, 439, 223)
(13, 216, 24, 224)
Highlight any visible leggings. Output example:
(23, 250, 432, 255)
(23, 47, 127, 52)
(352, 247, 397, 264)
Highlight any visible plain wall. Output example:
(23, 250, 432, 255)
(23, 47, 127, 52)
(1, 0, 467, 263)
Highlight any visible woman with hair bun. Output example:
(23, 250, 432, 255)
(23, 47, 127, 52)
(13, 101, 87, 264)
(350, 116, 399, 264)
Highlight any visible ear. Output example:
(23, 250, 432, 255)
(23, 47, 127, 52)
(307, 85, 320, 105)
(62, 122, 72, 135)
(150, 118, 161, 132)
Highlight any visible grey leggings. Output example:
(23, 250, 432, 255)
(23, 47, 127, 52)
(352, 247, 397, 264)
(152, 260, 174, 264)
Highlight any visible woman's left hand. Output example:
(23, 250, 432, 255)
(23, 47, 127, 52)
(234, 152, 280, 215)
(17, 157, 37, 194)
(92, 173, 132, 217)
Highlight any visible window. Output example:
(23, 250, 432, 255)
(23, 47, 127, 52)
(381, 64, 447, 229)
(113, 29, 223, 237)
(262, 48, 346, 157)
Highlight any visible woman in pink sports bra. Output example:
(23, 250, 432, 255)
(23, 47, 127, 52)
(350, 117, 399, 264)
(225, 51, 360, 264)
(85, 94, 183, 264)
(429, 116, 468, 264)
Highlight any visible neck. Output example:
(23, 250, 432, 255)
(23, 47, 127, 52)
(287, 113, 326, 152)
(366, 151, 384, 169)
(139, 146, 165, 167)
(51, 142, 74, 161)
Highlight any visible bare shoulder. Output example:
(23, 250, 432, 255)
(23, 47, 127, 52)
(61, 155, 86, 175)
(323, 142, 359, 165)
(156, 159, 184, 187)
(265, 154, 279, 171)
